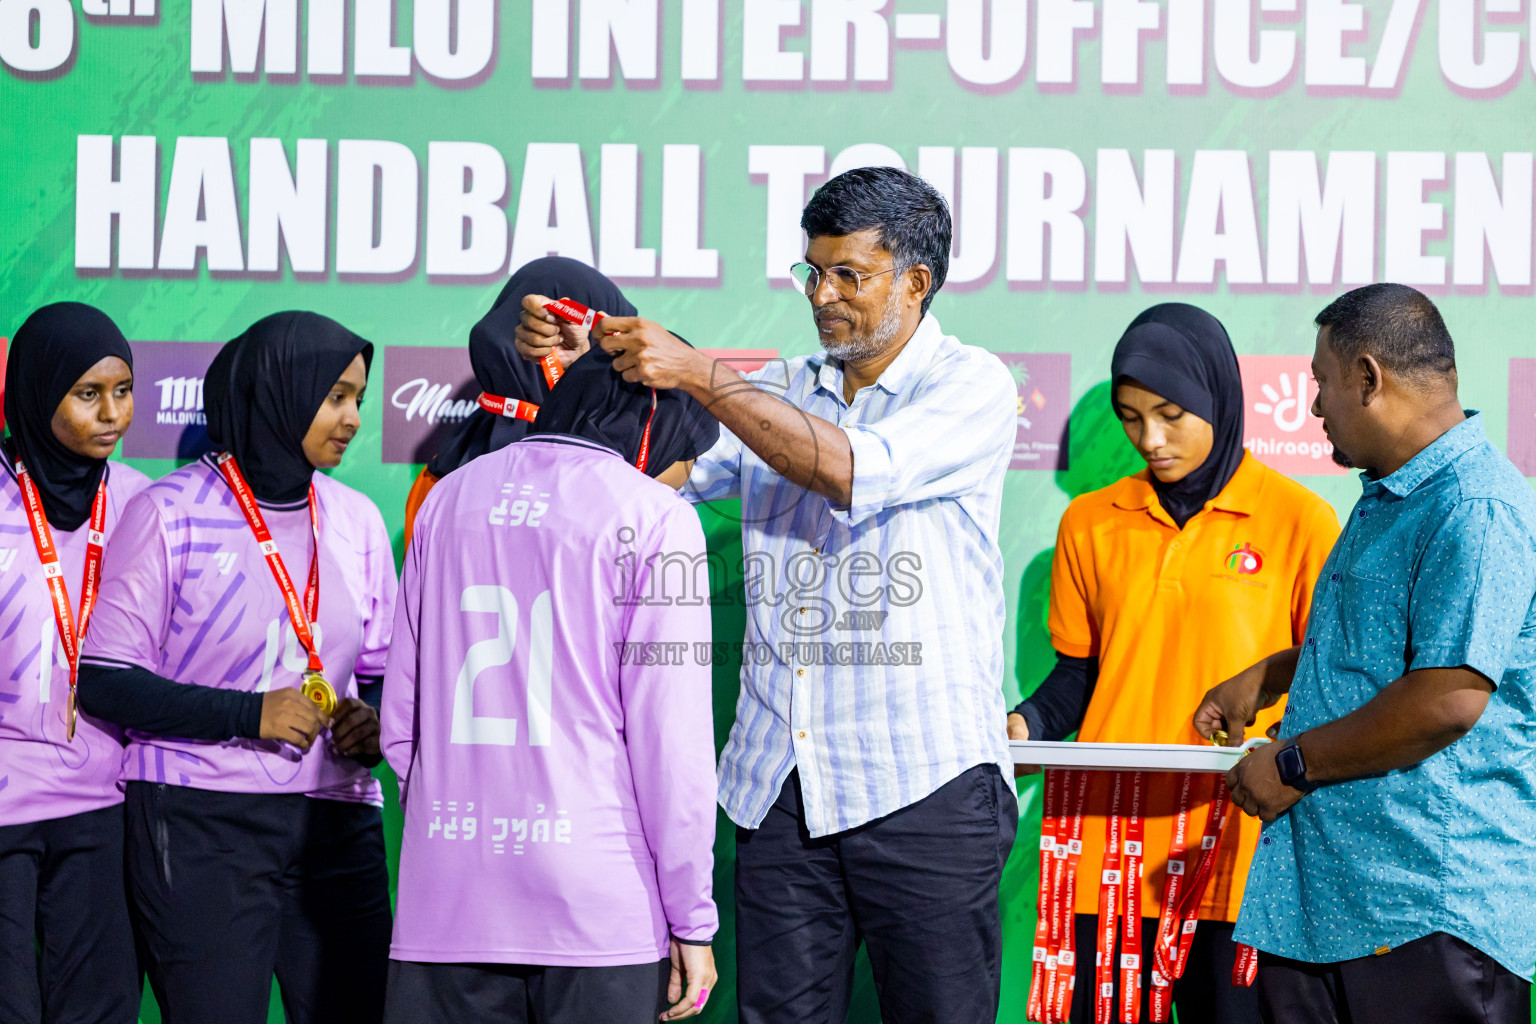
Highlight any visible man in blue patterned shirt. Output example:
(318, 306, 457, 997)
(1194, 284, 1536, 1023)
(527, 167, 1019, 1024)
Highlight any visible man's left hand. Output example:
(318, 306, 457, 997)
(600, 317, 708, 391)
(1227, 739, 1306, 822)
(330, 698, 382, 766)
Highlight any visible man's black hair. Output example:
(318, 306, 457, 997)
(800, 166, 951, 316)
(1315, 283, 1456, 386)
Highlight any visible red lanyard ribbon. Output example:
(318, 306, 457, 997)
(1147, 774, 1237, 1022)
(478, 393, 540, 422)
(1094, 773, 1126, 1024)
(214, 453, 322, 675)
(1233, 941, 1259, 987)
(1118, 772, 1147, 1022)
(1028, 770, 1061, 1023)
(15, 462, 106, 742)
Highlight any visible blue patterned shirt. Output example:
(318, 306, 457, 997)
(685, 314, 1016, 837)
(1237, 413, 1536, 978)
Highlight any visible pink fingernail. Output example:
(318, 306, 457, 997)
(696, 988, 709, 1008)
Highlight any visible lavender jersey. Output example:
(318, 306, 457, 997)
(0, 456, 150, 827)
(81, 455, 395, 804)
(382, 436, 718, 967)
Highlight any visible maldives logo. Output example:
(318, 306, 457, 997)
(121, 341, 222, 460)
(1225, 543, 1264, 575)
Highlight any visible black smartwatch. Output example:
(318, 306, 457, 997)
(1274, 740, 1318, 793)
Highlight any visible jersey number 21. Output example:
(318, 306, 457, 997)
(451, 585, 553, 747)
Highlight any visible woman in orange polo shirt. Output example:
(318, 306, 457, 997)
(1009, 303, 1339, 1023)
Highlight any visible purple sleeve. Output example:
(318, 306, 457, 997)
(81, 491, 172, 672)
(380, 510, 422, 806)
(619, 502, 719, 944)
(352, 501, 397, 682)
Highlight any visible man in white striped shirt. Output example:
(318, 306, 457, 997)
(517, 166, 1019, 1024)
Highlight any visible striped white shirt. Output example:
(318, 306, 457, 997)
(685, 314, 1015, 837)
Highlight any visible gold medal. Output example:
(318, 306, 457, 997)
(66, 688, 78, 742)
(302, 672, 338, 720)
(1211, 729, 1229, 747)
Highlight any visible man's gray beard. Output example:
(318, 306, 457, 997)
(822, 282, 906, 363)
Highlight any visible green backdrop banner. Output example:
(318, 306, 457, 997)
(4, 1, 1534, 1019)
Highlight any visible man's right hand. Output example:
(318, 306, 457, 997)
(260, 688, 328, 751)
(516, 293, 593, 370)
(1007, 712, 1040, 776)
(1193, 656, 1287, 746)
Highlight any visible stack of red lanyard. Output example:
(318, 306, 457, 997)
(1028, 770, 1257, 1023)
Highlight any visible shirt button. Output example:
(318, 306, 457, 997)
(812, 548, 820, 555)
(1330, 573, 1338, 582)
(1262, 837, 1272, 846)
(1358, 510, 1367, 519)
(798, 731, 807, 739)
(799, 607, 807, 615)
(1307, 638, 1315, 646)
(797, 669, 805, 677)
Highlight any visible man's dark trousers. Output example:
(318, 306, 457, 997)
(1258, 932, 1532, 1024)
(735, 764, 1017, 1024)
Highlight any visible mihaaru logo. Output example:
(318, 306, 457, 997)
(1226, 543, 1264, 575)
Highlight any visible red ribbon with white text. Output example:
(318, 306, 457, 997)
(15, 461, 107, 742)
(214, 452, 322, 675)
(478, 393, 540, 422)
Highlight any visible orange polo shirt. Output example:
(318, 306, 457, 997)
(1048, 452, 1339, 922)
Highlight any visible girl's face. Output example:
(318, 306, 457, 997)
(1114, 379, 1215, 484)
(51, 356, 134, 458)
(302, 354, 368, 469)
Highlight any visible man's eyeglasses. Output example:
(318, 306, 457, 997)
(790, 262, 902, 300)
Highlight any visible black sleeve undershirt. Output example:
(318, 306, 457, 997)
(357, 677, 383, 711)
(77, 662, 264, 742)
(1011, 654, 1100, 742)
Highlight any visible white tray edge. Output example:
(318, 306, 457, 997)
(1009, 739, 1268, 774)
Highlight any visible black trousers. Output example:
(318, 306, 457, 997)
(1064, 913, 1260, 1024)
(0, 805, 139, 1024)
(124, 782, 392, 1024)
(1257, 932, 1532, 1024)
(734, 764, 1018, 1024)
(383, 958, 670, 1024)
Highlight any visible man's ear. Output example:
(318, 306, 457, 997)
(906, 264, 932, 309)
(1358, 353, 1386, 406)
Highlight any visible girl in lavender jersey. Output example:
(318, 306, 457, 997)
(382, 342, 720, 1024)
(77, 312, 396, 1024)
(0, 303, 147, 1024)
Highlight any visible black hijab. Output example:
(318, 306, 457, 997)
(528, 344, 719, 477)
(204, 311, 373, 505)
(3, 302, 134, 532)
(1110, 303, 1245, 530)
(427, 257, 639, 478)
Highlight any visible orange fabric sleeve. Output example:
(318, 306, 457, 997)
(1047, 506, 1100, 659)
(1291, 498, 1343, 643)
(402, 466, 439, 553)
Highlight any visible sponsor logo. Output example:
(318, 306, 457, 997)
(122, 342, 223, 460)
(154, 375, 206, 425)
(391, 378, 477, 427)
(1225, 542, 1264, 575)
(998, 353, 1071, 471)
(1238, 355, 1346, 476)
(213, 551, 238, 575)
(382, 346, 478, 465)
(0, 548, 17, 573)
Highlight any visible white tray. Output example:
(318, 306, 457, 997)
(1009, 738, 1269, 773)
